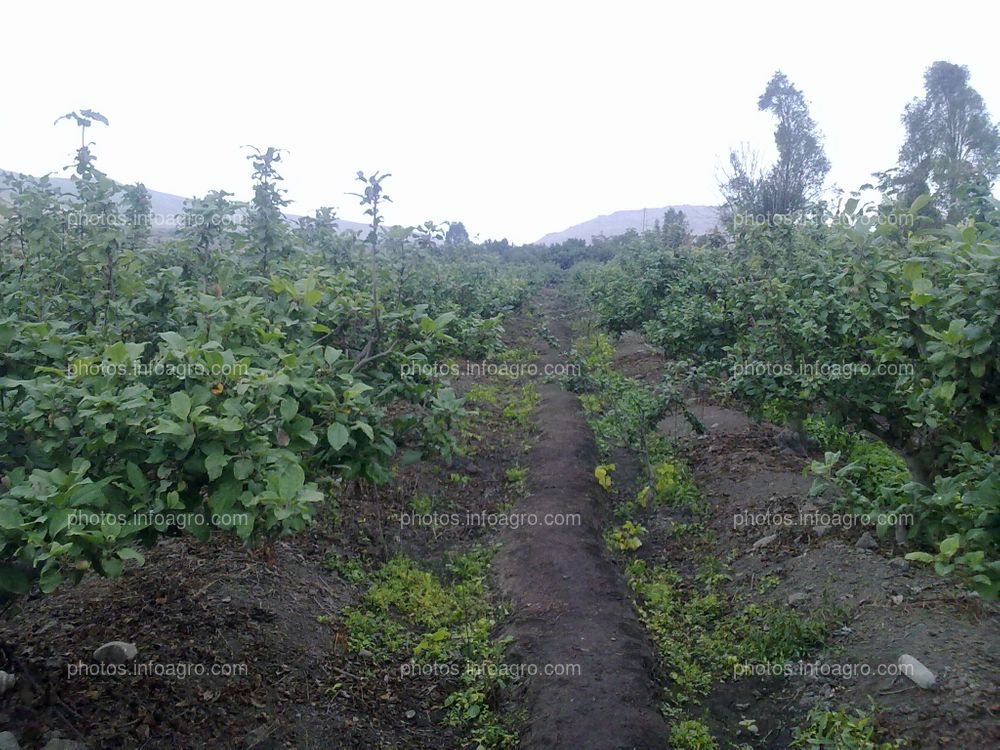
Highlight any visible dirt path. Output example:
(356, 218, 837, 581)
(493, 287, 670, 750)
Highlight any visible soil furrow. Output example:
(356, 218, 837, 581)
(493, 287, 669, 750)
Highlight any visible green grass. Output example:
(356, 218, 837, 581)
(792, 706, 905, 749)
(804, 415, 910, 506)
(504, 465, 527, 493)
(625, 559, 842, 704)
(669, 718, 719, 750)
(501, 383, 540, 427)
(335, 550, 517, 748)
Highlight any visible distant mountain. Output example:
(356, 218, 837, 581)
(536, 205, 720, 245)
(0, 169, 370, 236)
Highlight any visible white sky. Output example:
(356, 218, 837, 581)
(3, 0, 999, 243)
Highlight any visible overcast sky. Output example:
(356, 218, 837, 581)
(3, 1, 999, 243)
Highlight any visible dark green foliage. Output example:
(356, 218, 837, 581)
(578, 199, 1000, 597)
(0, 136, 540, 597)
(244, 146, 291, 274)
(894, 62, 1000, 222)
(445, 220, 469, 245)
(721, 71, 830, 223)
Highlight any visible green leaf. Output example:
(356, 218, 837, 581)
(159, 331, 187, 350)
(904, 552, 935, 563)
(344, 382, 373, 399)
(400, 450, 423, 466)
(0, 564, 33, 594)
(101, 557, 123, 578)
(280, 397, 299, 421)
(910, 277, 934, 306)
(938, 535, 961, 558)
(298, 487, 324, 505)
(958, 550, 985, 566)
(0, 505, 24, 529)
(152, 418, 189, 436)
(209, 480, 240, 516)
(234, 513, 255, 540)
(909, 193, 932, 215)
(278, 464, 305, 499)
(117, 547, 145, 565)
(933, 381, 956, 404)
(188, 516, 211, 542)
(126, 462, 149, 492)
(233, 459, 254, 481)
(977, 429, 994, 452)
(353, 421, 375, 441)
(902, 261, 923, 283)
(38, 565, 62, 593)
(170, 391, 192, 420)
(434, 311, 457, 330)
(203, 350, 225, 370)
(48, 508, 73, 536)
(205, 451, 229, 481)
(215, 416, 243, 432)
(933, 561, 955, 576)
(105, 341, 129, 364)
(327, 423, 350, 450)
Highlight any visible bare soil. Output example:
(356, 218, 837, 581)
(493, 287, 670, 749)
(611, 332, 1000, 750)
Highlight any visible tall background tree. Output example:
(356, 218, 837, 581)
(890, 61, 1000, 221)
(721, 71, 830, 223)
(244, 146, 291, 274)
(659, 208, 689, 247)
(445, 220, 469, 245)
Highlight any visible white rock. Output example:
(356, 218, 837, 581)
(42, 740, 88, 750)
(0, 730, 19, 750)
(787, 592, 808, 607)
(855, 531, 879, 551)
(0, 670, 16, 693)
(898, 654, 936, 689)
(894, 522, 908, 545)
(93, 641, 138, 665)
(753, 534, 778, 550)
